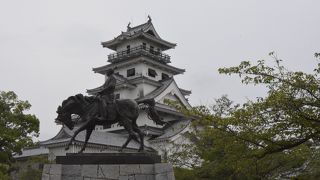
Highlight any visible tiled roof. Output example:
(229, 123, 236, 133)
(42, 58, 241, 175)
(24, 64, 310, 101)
(87, 74, 136, 94)
(151, 119, 191, 141)
(101, 20, 176, 51)
(93, 56, 185, 75)
(126, 21, 151, 35)
(137, 78, 173, 101)
(14, 146, 49, 159)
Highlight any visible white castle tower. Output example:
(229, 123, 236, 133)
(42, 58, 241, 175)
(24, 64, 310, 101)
(87, 17, 192, 154)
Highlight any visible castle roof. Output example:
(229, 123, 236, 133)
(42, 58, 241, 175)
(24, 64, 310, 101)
(13, 146, 49, 159)
(152, 119, 191, 141)
(139, 77, 191, 108)
(102, 19, 176, 51)
(87, 73, 136, 94)
(137, 78, 174, 101)
(93, 56, 185, 75)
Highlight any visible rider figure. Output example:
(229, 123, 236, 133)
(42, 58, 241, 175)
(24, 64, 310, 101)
(97, 68, 116, 121)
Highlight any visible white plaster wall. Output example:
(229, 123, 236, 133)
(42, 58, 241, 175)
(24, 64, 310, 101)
(142, 64, 174, 81)
(116, 39, 163, 53)
(136, 111, 160, 127)
(113, 63, 146, 79)
(141, 83, 157, 96)
(111, 57, 174, 81)
(116, 39, 142, 52)
(115, 88, 139, 100)
(114, 83, 158, 100)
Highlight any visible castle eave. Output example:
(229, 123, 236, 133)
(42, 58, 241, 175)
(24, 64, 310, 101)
(87, 83, 136, 95)
(93, 57, 185, 75)
(179, 88, 192, 96)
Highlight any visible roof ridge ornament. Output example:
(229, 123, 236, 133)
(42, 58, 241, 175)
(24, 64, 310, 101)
(127, 22, 131, 31)
(147, 15, 152, 23)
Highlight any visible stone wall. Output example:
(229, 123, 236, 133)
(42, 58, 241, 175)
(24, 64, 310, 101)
(42, 163, 175, 180)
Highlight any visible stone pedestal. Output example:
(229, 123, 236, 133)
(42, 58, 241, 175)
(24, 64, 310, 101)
(42, 153, 175, 180)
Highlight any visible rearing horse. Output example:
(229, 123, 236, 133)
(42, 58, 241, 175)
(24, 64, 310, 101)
(55, 94, 165, 153)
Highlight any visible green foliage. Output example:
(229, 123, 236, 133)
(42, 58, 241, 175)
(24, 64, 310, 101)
(174, 167, 198, 180)
(27, 155, 50, 164)
(0, 91, 39, 177)
(0, 163, 10, 180)
(169, 54, 320, 179)
(11, 155, 48, 180)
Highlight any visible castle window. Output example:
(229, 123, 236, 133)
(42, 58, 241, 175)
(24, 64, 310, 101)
(148, 68, 157, 78)
(127, 68, 135, 77)
(155, 48, 160, 55)
(126, 45, 130, 54)
(150, 46, 154, 54)
(142, 42, 146, 50)
(162, 73, 169, 80)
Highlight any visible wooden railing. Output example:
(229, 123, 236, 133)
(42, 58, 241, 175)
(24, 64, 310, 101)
(107, 45, 171, 63)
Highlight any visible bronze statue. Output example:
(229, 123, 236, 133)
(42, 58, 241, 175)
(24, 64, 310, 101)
(55, 91, 165, 153)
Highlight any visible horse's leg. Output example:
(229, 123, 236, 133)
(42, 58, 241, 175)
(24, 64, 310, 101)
(119, 136, 132, 152)
(132, 124, 144, 152)
(65, 119, 90, 150)
(119, 116, 138, 151)
(78, 126, 94, 153)
(65, 124, 86, 150)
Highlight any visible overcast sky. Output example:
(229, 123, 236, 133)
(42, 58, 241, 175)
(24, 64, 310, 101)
(1, 0, 319, 141)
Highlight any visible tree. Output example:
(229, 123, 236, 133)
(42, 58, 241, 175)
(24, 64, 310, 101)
(0, 91, 39, 177)
(171, 53, 320, 179)
(15, 156, 49, 180)
(218, 52, 320, 157)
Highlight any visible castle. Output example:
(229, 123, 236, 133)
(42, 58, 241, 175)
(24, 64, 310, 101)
(16, 18, 192, 161)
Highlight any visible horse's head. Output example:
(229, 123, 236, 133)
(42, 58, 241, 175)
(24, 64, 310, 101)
(55, 105, 74, 130)
(55, 95, 83, 130)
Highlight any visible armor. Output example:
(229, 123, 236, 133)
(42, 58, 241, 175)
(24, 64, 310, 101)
(97, 69, 116, 121)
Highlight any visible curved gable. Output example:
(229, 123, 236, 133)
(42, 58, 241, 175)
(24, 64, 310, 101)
(155, 80, 191, 108)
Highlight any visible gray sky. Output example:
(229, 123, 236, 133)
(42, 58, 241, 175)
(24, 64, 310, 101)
(1, 0, 319, 141)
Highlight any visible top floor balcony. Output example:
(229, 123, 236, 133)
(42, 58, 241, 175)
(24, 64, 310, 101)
(107, 45, 171, 64)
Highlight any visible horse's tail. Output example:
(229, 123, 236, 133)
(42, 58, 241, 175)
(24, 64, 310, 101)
(137, 99, 166, 125)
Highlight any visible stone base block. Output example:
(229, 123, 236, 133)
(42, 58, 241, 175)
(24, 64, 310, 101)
(42, 163, 175, 180)
(56, 153, 161, 165)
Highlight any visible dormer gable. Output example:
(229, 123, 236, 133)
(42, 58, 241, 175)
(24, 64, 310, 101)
(155, 81, 191, 109)
(137, 78, 191, 109)
(146, 30, 156, 37)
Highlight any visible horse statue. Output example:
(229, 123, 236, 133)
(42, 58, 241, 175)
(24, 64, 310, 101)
(55, 94, 165, 153)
